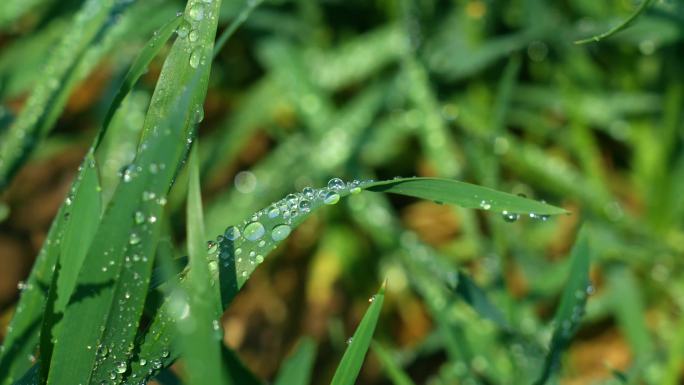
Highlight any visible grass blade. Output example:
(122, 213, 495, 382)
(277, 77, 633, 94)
(0, 0, 121, 190)
(44, 0, 222, 383)
(372, 342, 416, 385)
(176, 144, 229, 385)
(98, 13, 183, 146)
(365, 177, 567, 216)
(330, 284, 385, 385)
(534, 226, 592, 385)
(574, 0, 655, 44)
(274, 337, 317, 385)
(213, 0, 263, 58)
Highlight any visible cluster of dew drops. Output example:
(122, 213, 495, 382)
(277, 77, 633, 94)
(478, 194, 551, 223)
(205, 178, 364, 276)
(174, 0, 217, 69)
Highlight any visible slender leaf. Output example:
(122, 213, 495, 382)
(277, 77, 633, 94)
(372, 342, 416, 385)
(534, 226, 592, 385)
(574, 0, 655, 44)
(274, 337, 317, 385)
(330, 284, 385, 385)
(365, 177, 567, 216)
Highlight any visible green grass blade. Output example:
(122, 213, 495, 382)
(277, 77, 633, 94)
(364, 177, 567, 216)
(0, 0, 121, 190)
(452, 271, 510, 330)
(177, 144, 229, 385)
(274, 337, 317, 385)
(372, 342, 416, 385)
(329, 285, 385, 385)
(534, 226, 592, 385)
(97, 13, 183, 147)
(574, 0, 655, 44)
(44, 0, 222, 383)
(221, 345, 264, 385)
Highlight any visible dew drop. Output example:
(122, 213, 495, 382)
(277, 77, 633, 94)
(134, 211, 145, 224)
(243, 221, 265, 241)
(187, 3, 205, 20)
(224, 226, 241, 241)
(349, 180, 361, 194)
(139, 358, 147, 366)
(502, 211, 519, 223)
(177, 21, 190, 38)
(267, 205, 280, 218)
(299, 199, 311, 212)
(115, 361, 127, 374)
(586, 283, 595, 295)
(271, 224, 291, 241)
(189, 49, 201, 68)
(188, 29, 199, 42)
(323, 190, 340, 205)
(368, 295, 376, 303)
(129, 233, 141, 245)
(256, 255, 264, 263)
(328, 177, 345, 191)
(479, 200, 491, 210)
(302, 187, 315, 199)
(346, 337, 353, 345)
(206, 241, 218, 254)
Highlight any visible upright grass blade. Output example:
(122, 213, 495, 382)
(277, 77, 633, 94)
(273, 337, 317, 385)
(213, 0, 263, 58)
(574, 0, 655, 44)
(330, 284, 385, 385)
(43, 0, 222, 383)
(534, 226, 592, 385)
(365, 178, 567, 215)
(98, 13, 184, 145)
(0, 0, 121, 190)
(372, 342, 416, 385)
(175, 144, 229, 385)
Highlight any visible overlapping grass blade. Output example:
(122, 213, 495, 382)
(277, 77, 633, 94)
(274, 337, 317, 385)
(574, 0, 655, 44)
(534, 226, 592, 385)
(330, 285, 385, 385)
(0, 0, 122, 190)
(98, 13, 184, 144)
(365, 177, 567, 215)
(175, 145, 229, 385)
(43, 0, 222, 383)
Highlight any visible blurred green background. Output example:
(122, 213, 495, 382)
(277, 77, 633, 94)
(1, 0, 683, 384)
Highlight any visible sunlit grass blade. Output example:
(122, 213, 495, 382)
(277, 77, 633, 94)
(98, 13, 183, 146)
(44, 0, 222, 383)
(0, 0, 122, 190)
(274, 337, 317, 385)
(329, 284, 385, 385)
(175, 144, 229, 385)
(574, 0, 655, 44)
(365, 177, 567, 216)
(534, 226, 592, 385)
(372, 342, 416, 385)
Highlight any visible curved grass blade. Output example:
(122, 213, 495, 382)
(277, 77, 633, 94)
(45, 0, 223, 383)
(0, 0, 122, 190)
(274, 337, 317, 385)
(127, 175, 559, 380)
(574, 0, 655, 44)
(364, 177, 567, 216)
(176, 144, 230, 385)
(97, 13, 183, 147)
(534, 226, 591, 385)
(372, 342, 416, 385)
(330, 284, 385, 385)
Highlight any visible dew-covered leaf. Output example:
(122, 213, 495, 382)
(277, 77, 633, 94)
(329, 285, 385, 385)
(365, 177, 567, 216)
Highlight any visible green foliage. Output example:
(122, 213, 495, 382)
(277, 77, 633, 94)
(1, 0, 682, 384)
